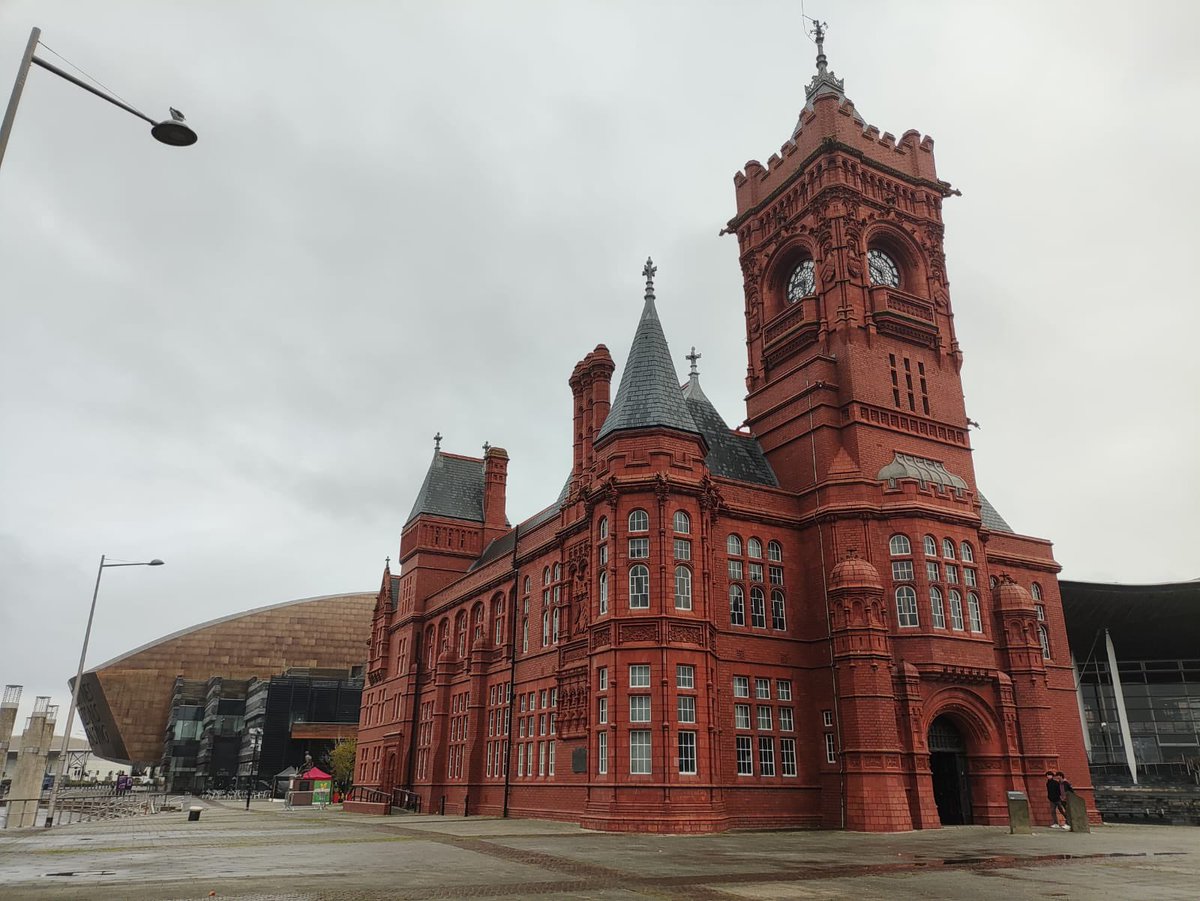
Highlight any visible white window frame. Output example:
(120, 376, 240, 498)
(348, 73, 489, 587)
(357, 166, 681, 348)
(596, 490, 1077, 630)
(673, 510, 690, 534)
(967, 592, 983, 633)
(930, 587, 946, 629)
(736, 735, 753, 775)
(628, 509, 649, 533)
(629, 664, 651, 688)
(676, 664, 695, 689)
(629, 564, 650, 609)
(629, 695, 651, 723)
(948, 589, 965, 630)
(678, 731, 697, 775)
(896, 586, 919, 627)
(629, 730, 651, 775)
(734, 703, 751, 730)
(675, 565, 693, 610)
(889, 534, 912, 556)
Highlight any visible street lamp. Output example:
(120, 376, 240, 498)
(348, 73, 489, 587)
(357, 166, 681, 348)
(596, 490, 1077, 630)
(0, 26, 196, 174)
(245, 727, 263, 811)
(44, 555, 164, 828)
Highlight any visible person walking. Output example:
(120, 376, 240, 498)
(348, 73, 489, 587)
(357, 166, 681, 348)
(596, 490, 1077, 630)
(1045, 770, 1066, 829)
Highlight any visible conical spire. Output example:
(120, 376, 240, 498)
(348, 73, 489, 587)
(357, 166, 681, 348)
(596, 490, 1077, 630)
(596, 259, 699, 442)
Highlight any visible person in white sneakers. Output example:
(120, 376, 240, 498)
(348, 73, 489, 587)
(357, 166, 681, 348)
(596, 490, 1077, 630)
(1055, 771, 1074, 830)
(1045, 770, 1067, 829)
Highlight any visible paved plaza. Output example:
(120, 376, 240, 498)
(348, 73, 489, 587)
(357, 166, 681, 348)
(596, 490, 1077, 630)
(0, 800, 1197, 900)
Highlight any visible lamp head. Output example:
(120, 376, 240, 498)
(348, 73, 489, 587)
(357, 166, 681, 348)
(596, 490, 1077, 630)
(151, 110, 197, 146)
(148, 559, 165, 566)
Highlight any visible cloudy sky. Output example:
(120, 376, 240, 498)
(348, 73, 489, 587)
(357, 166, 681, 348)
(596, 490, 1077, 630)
(1, 1, 1197, 736)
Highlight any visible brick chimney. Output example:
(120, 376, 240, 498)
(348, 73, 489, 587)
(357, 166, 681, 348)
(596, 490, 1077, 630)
(482, 446, 509, 542)
(586, 345, 615, 474)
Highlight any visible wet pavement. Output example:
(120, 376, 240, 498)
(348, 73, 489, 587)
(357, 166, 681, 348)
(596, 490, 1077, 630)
(0, 798, 1196, 899)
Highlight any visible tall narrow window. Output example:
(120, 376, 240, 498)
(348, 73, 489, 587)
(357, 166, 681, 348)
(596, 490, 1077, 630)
(923, 535, 938, 557)
(736, 736, 753, 775)
(967, 592, 983, 633)
(727, 534, 742, 556)
(1035, 604, 1051, 658)
(675, 565, 693, 610)
(758, 737, 776, 776)
(930, 587, 946, 628)
(780, 738, 797, 777)
(730, 585, 746, 626)
(629, 565, 650, 609)
(771, 591, 787, 631)
(948, 589, 965, 630)
(598, 570, 608, 615)
(767, 540, 783, 562)
(629, 731, 651, 775)
(748, 538, 763, 558)
(960, 541, 975, 562)
(750, 587, 767, 628)
(678, 731, 697, 774)
(598, 731, 608, 775)
(598, 516, 608, 540)
(896, 586, 919, 627)
(942, 538, 956, 559)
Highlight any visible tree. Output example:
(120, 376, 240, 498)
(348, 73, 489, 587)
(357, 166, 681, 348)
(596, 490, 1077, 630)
(327, 737, 357, 790)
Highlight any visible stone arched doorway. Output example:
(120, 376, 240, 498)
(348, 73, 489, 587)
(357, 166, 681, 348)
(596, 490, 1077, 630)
(928, 716, 973, 825)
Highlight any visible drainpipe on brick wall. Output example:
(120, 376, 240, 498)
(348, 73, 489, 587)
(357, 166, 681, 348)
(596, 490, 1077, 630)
(403, 630, 423, 793)
(502, 526, 521, 818)
(810, 381, 846, 829)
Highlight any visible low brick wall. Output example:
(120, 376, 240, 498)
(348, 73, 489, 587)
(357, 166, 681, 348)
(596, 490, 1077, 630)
(343, 800, 389, 816)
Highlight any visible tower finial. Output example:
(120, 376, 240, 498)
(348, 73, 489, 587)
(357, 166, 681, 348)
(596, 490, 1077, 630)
(811, 19, 828, 73)
(433, 431, 442, 451)
(642, 257, 657, 301)
(686, 346, 702, 377)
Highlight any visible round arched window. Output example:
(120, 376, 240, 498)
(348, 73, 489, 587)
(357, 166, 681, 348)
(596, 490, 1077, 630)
(867, 248, 900, 287)
(786, 259, 816, 303)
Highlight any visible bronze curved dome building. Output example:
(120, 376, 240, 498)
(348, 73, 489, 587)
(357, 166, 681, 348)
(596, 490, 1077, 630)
(74, 592, 373, 767)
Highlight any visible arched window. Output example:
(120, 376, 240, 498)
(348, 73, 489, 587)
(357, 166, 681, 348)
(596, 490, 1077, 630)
(629, 509, 649, 533)
(425, 627, 436, 668)
(472, 603, 485, 643)
(1031, 582, 1043, 601)
(542, 611, 550, 646)
(750, 587, 767, 628)
(629, 565, 650, 609)
(930, 587, 945, 628)
(960, 541, 975, 563)
(895, 586, 919, 627)
(923, 535, 938, 557)
(673, 511, 690, 534)
(889, 534, 912, 556)
(967, 592, 983, 633)
(493, 598, 505, 646)
(748, 538, 763, 559)
(543, 566, 551, 586)
(674, 566, 692, 610)
(552, 607, 560, 643)
(523, 575, 530, 595)
(767, 540, 783, 562)
(948, 590, 965, 630)
(867, 247, 901, 288)
(729, 584, 745, 626)
(598, 570, 608, 614)
(456, 612, 467, 656)
(727, 534, 743, 556)
(598, 516, 608, 540)
(771, 590, 786, 630)
(942, 538, 956, 559)
(553, 563, 562, 582)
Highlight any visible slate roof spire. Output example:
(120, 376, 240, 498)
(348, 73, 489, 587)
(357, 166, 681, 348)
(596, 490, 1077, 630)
(596, 258, 700, 442)
(794, 19, 861, 136)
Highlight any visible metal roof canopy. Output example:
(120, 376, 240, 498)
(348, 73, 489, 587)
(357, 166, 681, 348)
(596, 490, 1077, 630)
(1061, 579, 1200, 662)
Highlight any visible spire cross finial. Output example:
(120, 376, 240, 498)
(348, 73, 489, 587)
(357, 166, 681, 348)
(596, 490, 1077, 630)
(433, 432, 442, 450)
(811, 19, 828, 72)
(686, 346, 702, 377)
(642, 256, 657, 300)
(482, 440, 490, 453)
(385, 555, 391, 568)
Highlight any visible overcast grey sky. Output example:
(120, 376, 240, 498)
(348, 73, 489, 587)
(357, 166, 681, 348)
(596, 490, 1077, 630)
(2, 1, 1197, 735)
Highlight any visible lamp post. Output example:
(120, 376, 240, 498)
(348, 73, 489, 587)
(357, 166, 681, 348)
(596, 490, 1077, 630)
(43, 555, 163, 828)
(245, 727, 263, 811)
(0, 26, 196, 175)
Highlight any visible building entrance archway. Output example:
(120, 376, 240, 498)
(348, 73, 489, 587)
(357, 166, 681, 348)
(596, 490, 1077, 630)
(928, 715, 973, 825)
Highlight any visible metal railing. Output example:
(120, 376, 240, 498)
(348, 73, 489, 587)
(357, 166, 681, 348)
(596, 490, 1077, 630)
(393, 787, 422, 812)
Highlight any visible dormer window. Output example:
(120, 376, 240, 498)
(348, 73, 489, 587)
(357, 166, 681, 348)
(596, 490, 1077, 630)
(867, 248, 900, 288)
(786, 259, 816, 303)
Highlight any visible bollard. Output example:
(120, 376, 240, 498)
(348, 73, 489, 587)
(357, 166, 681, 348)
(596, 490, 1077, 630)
(464, 794, 470, 817)
(440, 795, 446, 816)
(1064, 793, 1090, 833)
(187, 805, 202, 822)
(1006, 791, 1032, 834)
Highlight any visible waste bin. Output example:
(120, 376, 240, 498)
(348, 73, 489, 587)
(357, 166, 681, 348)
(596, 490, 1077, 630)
(188, 806, 203, 822)
(1006, 790, 1032, 834)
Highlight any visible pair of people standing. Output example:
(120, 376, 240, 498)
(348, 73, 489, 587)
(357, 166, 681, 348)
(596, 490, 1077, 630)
(1045, 770, 1074, 829)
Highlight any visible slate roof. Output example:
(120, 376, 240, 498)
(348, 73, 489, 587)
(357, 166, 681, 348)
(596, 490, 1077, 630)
(405, 451, 485, 525)
(596, 294, 699, 442)
(682, 375, 778, 487)
(979, 492, 1014, 533)
(468, 475, 570, 572)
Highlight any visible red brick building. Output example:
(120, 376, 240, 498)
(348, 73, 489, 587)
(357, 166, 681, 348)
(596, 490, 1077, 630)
(352, 31, 1092, 832)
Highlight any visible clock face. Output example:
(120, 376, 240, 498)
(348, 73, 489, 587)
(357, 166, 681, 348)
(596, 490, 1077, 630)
(868, 249, 900, 288)
(786, 260, 816, 303)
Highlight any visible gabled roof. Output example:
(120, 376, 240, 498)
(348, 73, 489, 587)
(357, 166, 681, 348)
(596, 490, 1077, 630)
(596, 287, 699, 443)
(405, 451, 485, 525)
(877, 452, 968, 492)
(682, 374, 778, 487)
